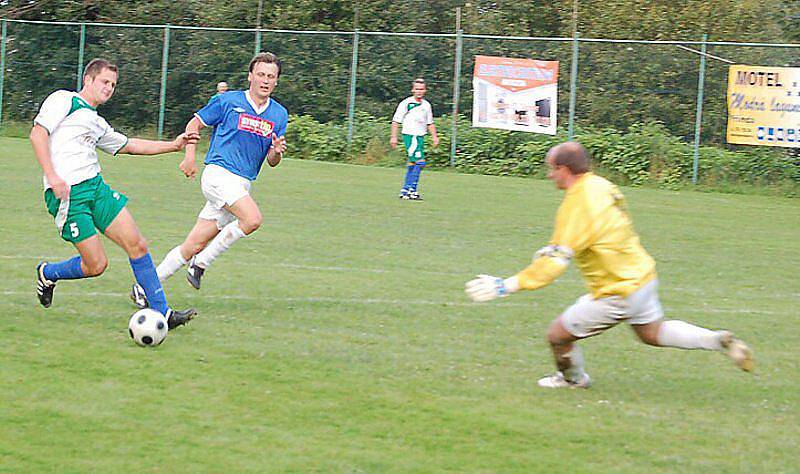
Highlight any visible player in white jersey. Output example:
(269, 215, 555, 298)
(390, 78, 439, 201)
(31, 58, 199, 329)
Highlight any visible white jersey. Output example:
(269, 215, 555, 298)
(392, 97, 433, 136)
(33, 90, 128, 190)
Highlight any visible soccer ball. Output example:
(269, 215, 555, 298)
(128, 308, 168, 347)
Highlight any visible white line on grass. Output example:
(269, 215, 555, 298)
(1, 290, 775, 314)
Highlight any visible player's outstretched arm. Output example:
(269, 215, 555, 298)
(179, 117, 205, 178)
(118, 132, 200, 156)
(30, 124, 69, 199)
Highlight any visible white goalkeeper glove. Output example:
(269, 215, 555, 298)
(465, 274, 519, 302)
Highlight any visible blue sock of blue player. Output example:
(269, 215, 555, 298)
(42, 255, 85, 281)
(402, 164, 415, 191)
(129, 253, 169, 316)
(410, 162, 425, 191)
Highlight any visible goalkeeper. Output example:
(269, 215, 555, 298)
(465, 142, 754, 389)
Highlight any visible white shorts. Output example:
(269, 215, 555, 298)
(198, 164, 251, 229)
(561, 279, 664, 338)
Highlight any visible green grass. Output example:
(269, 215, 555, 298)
(0, 136, 798, 472)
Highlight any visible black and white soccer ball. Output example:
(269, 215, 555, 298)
(128, 308, 168, 347)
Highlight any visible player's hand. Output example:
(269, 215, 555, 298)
(432, 136, 440, 148)
(271, 133, 287, 156)
(465, 274, 510, 303)
(179, 158, 198, 178)
(173, 132, 201, 151)
(47, 173, 70, 200)
(389, 136, 398, 149)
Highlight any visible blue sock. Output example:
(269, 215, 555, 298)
(402, 164, 415, 190)
(43, 255, 85, 281)
(410, 163, 425, 190)
(129, 253, 169, 316)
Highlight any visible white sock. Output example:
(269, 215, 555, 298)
(656, 320, 722, 350)
(156, 245, 188, 282)
(562, 345, 587, 382)
(193, 221, 246, 269)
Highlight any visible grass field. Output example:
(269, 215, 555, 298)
(1, 136, 798, 472)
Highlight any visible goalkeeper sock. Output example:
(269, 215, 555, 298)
(130, 253, 169, 315)
(156, 245, 188, 282)
(562, 345, 587, 382)
(656, 320, 722, 350)
(43, 255, 85, 281)
(194, 220, 246, 269)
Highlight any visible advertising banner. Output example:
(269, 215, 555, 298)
(726, 65, 800, 147)
(472, 55, 559, 134)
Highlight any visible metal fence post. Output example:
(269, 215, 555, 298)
(568, 32, 580, 139)
(255, 30, 261, 55)
(692, 33, 708, 185)
(450, 28, 463, 167)
(0, 19, 6, 127)
(346, 29, 359, 145)
(158, 25, 171, 140)
(76, 23, 86, 90)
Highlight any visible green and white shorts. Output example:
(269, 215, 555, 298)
(402, 134, 425, 163)
(44, 174, 128, 244)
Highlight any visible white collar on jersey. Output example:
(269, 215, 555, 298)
(245, 91, 271, 115)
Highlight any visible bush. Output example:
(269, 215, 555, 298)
(285, 113, 797, 197)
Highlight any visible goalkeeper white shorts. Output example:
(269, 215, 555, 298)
(561, 279, 664, 338)
(198, 164, 252, 229)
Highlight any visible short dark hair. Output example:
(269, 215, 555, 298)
(249, 52, 281, 76)
(83, 58, 118, 80)
(551, 142, 591, 174)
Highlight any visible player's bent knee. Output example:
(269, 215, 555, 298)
(239, 216, 262, 235)
(85, 257, 108, 277)
(546, 319, 569, 345)
(127, 237, 149, 259)
(632, 322, 662, 346)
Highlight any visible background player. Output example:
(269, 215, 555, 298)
(31, 58, 198, 328)
(390, 78, 439, 201)
(465, 142, 754, 388)
(131, 52, 288, 307)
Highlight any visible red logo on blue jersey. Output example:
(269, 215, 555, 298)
(237, 114, 275, 137)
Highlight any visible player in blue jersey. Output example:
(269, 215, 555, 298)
(130, 53, 288, 307)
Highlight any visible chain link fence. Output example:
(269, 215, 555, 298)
(1, 19, 797, 174)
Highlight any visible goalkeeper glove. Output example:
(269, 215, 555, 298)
(465, 274, 518, 302)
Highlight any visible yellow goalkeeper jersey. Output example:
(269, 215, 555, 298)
(515, 172, 656, 298)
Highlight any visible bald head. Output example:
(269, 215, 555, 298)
(546, 141, 590, 174)
(216, 81, 229, 93)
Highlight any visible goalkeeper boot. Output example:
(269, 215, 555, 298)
(537, 371, 591, 389)
(166, 307, 196, 330)
(130, 283, 149, 309)
(718, 331, 755, 372)
(36, 262, 56, 308)
(186, 257, 205, 290)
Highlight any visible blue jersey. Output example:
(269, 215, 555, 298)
(195, 90, 288, 181)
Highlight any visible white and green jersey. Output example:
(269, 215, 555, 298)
(33, 90, 128, 190)
(392, 97, 433, 136)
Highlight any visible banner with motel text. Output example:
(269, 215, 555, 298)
(472, 55, 559, 135)
(727, 65, 800, 147)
